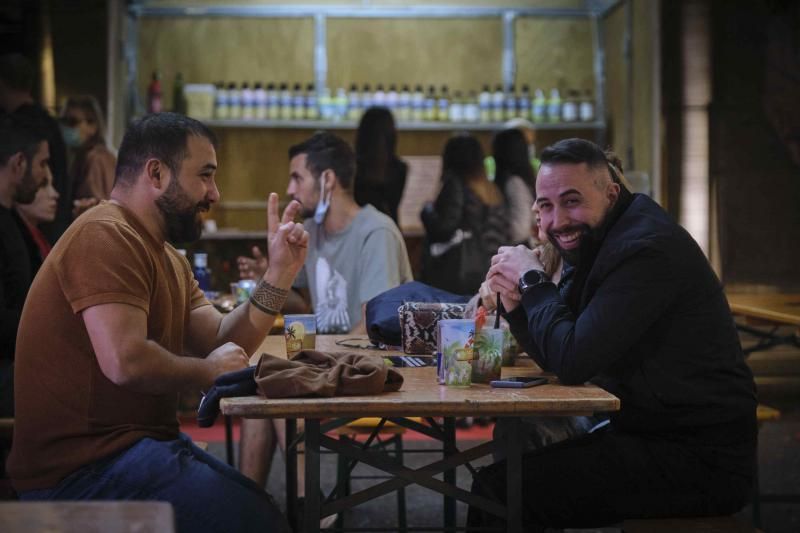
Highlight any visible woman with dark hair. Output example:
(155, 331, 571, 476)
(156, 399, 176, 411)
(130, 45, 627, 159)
(492, 128, 536, 245)
(353, 106, 408, 223)
(59, 95, 116, 216)
(420, 134, 508, 295)
(14, 171, 59, 276)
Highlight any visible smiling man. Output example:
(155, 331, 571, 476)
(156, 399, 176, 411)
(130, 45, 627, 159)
(8, 113, 308, 533)
(471, 138, 757, 530)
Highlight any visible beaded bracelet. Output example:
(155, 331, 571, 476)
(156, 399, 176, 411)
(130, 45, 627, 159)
(249, 280, 289, 316)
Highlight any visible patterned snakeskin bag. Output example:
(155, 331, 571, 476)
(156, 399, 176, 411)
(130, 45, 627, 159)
(398, 302, 468, 354)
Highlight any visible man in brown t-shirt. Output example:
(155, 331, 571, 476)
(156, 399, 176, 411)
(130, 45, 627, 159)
(8, 113, 308, 533)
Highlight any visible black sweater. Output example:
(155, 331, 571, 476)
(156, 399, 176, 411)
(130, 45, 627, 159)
(1, 206, 32, 361)
(506, 194, 756, 443)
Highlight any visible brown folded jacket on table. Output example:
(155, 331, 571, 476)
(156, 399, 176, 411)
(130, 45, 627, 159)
(255, 350, 404, 398)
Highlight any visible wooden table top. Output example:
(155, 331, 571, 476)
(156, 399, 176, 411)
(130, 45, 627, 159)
(726, 293, 800, 326)
(226, 334, 619, 419)
(0, 501, 174, 533)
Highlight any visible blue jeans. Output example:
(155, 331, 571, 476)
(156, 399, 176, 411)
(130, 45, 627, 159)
(19, 433, 290, 533)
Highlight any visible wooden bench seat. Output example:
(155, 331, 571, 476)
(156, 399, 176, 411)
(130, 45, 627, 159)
(0, 501, 175, 533)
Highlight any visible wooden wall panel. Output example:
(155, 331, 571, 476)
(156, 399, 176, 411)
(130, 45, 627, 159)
(515, 17, 594, 92)
(327, 18, 503, 91)
(138, 18, 314, 110)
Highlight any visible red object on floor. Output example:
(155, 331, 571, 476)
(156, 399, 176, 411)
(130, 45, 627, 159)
(180, 416, 495, 443)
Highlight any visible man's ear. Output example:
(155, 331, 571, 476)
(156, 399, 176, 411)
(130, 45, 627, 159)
(144, 159, 167, 191)
(607, 182, 620, 204)
(8, 151, 27, 180)
(322, 169, 337, 192)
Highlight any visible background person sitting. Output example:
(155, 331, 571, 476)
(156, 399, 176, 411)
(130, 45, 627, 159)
(14, 167, 59, 276)
(492, 128, 537, 247)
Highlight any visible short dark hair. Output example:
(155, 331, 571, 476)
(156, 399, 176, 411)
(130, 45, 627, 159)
(0, 114, 46, 167)
(115, 113, 218, 187)
(492, 128, 535, 191)
(441, 134, 485, 182)
(288, 132, 356, 189)
(539, 137, 624, 185)
(0, 53, 35, 93)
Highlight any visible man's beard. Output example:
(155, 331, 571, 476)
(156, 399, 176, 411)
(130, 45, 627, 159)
(547, 209, 613, 267)
(13, 162, 40, 205)
(155, 178, 209, 244)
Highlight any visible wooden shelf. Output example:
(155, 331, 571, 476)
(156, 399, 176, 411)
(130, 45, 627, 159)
(203, 118, 605, 132)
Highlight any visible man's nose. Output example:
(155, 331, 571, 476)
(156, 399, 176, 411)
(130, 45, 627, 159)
(207, 179, 221, 203)
(552, 206, 570, 229)
(286, 181, 296, 196)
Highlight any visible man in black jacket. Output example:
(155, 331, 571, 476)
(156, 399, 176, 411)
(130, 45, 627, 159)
(470, 138, 757, 530)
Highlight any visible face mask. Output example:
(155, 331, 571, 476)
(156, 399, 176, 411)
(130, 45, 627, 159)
(313, 176, 331, 225)
(61, 125, 81, 148)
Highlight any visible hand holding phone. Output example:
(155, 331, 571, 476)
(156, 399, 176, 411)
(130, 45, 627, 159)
(490, 376, 548, 388)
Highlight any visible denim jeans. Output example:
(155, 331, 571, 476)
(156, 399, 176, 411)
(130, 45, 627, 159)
(19, 433, 290, 533)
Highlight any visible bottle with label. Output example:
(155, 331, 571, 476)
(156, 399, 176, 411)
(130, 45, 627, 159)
(348, 83, 360, 121)
(579, 89, 595, 122)
(437, 85, 450, 121)
(411, 84, 425, 122)
(397, 84, 411, 121)
(193, 253, 211, 292)
(491, 84, 504, 122)
(319, 87, 333, 120)
(172, 72, 186, 114)
(547, 88, 562, 123)
(532, 88, 546, 122)
(240, 82, 254, 120)
(266, 83, 279, 119)
(214, 81, 229, 119)
(479, 84, 491, 123)
(279, 82, 293, 120)
(227, 82, 241, 120)
(334, 87, 348, 121)
(253, 82, 267, 120)
(289, 83, 303, 120)
(147, 71, 162, 114)
(424, 85, 437, 121)
(449, 90, 464, 122)
(518, 84, 531, 120)
(373, 84, 386, 107)
(386, 84, 399, 112)
(504, 84, 517, 120)
(361, 83, 373, 112)
(561, 90, 579, 122)
(305, 83, 319, 120)
(464, 90, 480, 122)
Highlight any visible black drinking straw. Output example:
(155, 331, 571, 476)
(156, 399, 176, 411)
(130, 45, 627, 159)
(494, 293, 502, 329)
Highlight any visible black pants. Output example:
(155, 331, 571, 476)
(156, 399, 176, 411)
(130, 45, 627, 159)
(467, 426, 754, 531)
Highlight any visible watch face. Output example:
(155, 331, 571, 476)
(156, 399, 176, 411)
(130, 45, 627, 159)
(519, 270, 547, 293)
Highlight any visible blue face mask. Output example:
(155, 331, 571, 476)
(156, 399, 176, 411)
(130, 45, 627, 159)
(61, 125, 81, 148)
(313, 176, 331, 225)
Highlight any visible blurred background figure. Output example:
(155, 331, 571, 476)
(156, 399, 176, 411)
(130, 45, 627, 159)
(492, 128, 536, 246)
(420, 134, 508, 295)
(0, 53, 69, 241)
(14, 171, 59, 277)
(60, 95, 116, 217)
(353, 106, 407, 224)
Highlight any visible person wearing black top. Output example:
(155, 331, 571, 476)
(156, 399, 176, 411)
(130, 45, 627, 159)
(0, 115, 49, 418)
(353, 107, 407, 224)
(470, 138, 757, 530)
(0, 53, 69, 242)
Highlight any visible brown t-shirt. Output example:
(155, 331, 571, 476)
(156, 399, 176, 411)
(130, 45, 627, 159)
(72, 143, 117, 201)
(8, 201, 209, 492)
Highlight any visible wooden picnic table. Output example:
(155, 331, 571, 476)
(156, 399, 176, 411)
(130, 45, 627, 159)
(726, 292, 800, 354)
(0, 501, 174, 533)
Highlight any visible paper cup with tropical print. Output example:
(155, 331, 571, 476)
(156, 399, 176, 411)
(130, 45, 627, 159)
(472, 327, 504, 383)
(438, 319, 474, 387)
(284, 314, 316, 356)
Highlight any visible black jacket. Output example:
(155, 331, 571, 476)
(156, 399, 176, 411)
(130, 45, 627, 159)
(507, 194, 757, 441)
(1, 206, 32, 361)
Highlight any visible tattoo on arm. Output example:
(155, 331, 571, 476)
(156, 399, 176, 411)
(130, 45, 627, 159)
(249, 280, 289, 316)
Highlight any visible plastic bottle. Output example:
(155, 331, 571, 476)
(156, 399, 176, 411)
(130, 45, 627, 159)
(386, 84, 398, 112)
(361, 83, 373, 112)
(240, 82, 254, 120)
(579, 89, 595, 122)
(561, 90, 579, 122)
(147, 71, 162, 114)
(464, 90, 480, 122)
(411, 84, 425, 122)
(334, 87, 348, 121)
(348, 83, 361, 121)
(305, 83, 319, 120)
(398, 84, 411, 121)
(253, 82, 267, 120)
(449, 90, 464, 122)
(518, 84, 531, 120)
(266, 83, 279, 120)
(214, 81, 229, 120)
(437, 85, 450, 121)
(478, 84, 491, 123)
(373, 84, 386, 107)
(291, 83, 305, 120)
(227, 82, 241, 120)
(547, 88, 562, 123)
(424, 85, 437, 121)
(193, 253, 211, 292)
(172, 72, 186, 114)
(279, 82, 292, 120)
(504, 84, 517, 120)
(319, 87, 333, 120)
(491, 84, 504, 122)
(532, 88, 546, 123)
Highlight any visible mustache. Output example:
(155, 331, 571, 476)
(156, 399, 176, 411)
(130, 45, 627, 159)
(196, 201, 211, 213)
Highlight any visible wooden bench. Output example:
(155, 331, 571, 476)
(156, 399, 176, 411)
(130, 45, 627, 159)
(623, 515, 759, 532)
(0, 501, 175, 532)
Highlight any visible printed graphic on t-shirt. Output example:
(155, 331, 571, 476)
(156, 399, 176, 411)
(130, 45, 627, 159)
(314, 256, 350, 333)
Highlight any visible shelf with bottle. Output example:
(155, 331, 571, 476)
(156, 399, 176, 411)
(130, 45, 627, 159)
(202, 117, 605, 131)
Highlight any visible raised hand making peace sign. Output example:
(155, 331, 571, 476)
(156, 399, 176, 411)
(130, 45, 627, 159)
(260, 192, 309, 287)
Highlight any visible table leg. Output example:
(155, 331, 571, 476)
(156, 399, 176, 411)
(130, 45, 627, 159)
(286, 418, 298, 533)
(506, 417, 522, 533)
(305, 418, 321, 533)
(443, 417, 456, 531)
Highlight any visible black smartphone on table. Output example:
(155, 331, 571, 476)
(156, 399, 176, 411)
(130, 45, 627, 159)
(490, 376, 548, 388)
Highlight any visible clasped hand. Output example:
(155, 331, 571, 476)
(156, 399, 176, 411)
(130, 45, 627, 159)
(486, 245, 545, 312)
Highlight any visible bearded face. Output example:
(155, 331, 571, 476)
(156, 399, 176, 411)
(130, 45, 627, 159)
(155, 175, 210, 244)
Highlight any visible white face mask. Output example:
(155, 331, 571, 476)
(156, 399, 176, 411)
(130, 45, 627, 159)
(313, 175, 331, 225)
